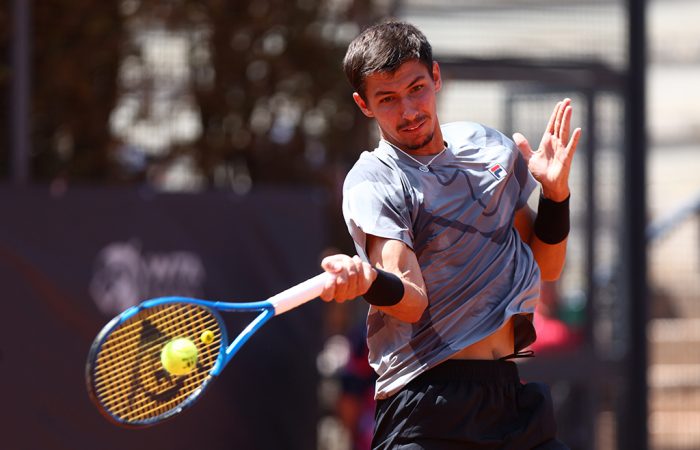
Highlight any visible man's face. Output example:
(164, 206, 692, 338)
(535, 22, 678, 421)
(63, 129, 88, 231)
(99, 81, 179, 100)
(353, 60, 442, 154)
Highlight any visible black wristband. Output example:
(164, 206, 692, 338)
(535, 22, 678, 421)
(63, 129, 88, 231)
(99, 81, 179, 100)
(363, 268, 405, 307)
(534, 193, 570, 244)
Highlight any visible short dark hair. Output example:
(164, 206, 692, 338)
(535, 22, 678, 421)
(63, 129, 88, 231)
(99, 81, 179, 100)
(343, 21, 433, 100)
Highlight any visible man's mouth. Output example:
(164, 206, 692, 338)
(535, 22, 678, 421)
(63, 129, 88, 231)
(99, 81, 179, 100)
(400, 119, 426, 133)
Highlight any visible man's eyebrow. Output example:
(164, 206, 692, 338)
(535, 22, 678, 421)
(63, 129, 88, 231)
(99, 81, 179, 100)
(373, 75, 425, 97)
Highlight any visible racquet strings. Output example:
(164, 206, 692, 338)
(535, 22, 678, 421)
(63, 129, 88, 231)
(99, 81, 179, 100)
(90, 303, 222, 424)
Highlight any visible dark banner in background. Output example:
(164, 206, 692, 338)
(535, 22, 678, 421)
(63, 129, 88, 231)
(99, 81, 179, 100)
(0, 186, 328, 450)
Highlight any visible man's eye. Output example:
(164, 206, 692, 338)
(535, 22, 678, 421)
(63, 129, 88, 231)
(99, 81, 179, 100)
(379, 96, 394, 104)
(411, 85, 424, 93)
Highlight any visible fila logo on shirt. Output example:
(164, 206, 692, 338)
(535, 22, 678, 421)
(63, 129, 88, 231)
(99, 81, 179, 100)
(487, 163, 507, 181)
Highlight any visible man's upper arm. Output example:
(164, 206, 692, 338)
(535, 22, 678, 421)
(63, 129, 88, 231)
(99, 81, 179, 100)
(514, 205, 535, 244)
(367, 236, 423, 285)
(342, 160, 414, 261)
(514, 204, 567, 281)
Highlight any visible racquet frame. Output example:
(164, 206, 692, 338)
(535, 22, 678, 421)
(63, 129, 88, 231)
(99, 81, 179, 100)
(86, 272, 328, 427)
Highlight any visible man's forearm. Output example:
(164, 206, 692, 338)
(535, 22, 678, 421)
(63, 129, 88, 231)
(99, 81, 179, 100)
(531, 192, 570, 280)
(529, 236, 567, 281)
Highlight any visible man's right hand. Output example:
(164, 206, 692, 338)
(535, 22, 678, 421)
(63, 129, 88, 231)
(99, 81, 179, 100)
(320, 254, 377, 302)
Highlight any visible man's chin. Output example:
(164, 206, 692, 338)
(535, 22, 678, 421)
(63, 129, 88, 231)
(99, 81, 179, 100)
(403, 133, 435, 151)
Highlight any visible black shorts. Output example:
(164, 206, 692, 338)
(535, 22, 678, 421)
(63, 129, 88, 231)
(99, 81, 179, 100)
(372, 359, 569, 450)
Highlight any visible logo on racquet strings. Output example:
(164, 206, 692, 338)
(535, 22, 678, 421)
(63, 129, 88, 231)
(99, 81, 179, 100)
(127, 319, 204, 406)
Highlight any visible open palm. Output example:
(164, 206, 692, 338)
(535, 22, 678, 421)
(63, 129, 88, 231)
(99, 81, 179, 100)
(513, 98, 581, 202)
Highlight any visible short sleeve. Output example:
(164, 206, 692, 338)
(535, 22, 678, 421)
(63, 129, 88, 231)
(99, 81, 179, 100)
(342, 155, 414, 261)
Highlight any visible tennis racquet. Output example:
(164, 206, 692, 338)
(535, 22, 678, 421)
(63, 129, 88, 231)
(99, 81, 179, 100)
(85, 272, 329, 428)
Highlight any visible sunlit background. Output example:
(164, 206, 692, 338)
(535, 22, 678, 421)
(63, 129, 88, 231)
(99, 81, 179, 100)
(1, 1, 698, 449)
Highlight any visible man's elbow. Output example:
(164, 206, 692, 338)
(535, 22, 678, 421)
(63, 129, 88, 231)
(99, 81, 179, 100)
(404, 306, 427, 323)
(389, 296, 428, 323)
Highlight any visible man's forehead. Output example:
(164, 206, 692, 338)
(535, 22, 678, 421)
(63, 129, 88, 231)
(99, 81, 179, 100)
(365, 60, 430, 93)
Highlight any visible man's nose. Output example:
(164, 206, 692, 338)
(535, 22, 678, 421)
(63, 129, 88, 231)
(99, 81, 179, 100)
(400, 98, 419, 121)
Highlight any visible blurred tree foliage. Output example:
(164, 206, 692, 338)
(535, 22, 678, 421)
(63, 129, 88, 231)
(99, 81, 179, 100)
(4, 0, 394, 189)
(179, 0, 383, 190)
(32, 1, 124, 181)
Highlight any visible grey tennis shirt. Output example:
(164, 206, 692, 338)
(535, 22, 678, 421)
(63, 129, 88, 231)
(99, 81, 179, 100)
(342, 121, 541, 399)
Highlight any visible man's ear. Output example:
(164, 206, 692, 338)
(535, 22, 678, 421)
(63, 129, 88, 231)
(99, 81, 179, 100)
(432, 61, 442, 93)
(352, 92, 374, 118)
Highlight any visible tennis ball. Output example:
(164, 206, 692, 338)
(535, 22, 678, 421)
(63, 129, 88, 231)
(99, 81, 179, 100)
(200, 330, 215, 344)
(160, 338, 198, 376)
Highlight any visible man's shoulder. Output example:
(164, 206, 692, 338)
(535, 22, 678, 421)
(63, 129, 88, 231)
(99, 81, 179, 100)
(441, 121, 509, 143)
(344, 150, 400, 189)
(442, 121, 516, 161)
(441, 120, 483, 135)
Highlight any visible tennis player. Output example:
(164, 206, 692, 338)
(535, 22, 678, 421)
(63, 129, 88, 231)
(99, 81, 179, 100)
(320, 21, 579, 449)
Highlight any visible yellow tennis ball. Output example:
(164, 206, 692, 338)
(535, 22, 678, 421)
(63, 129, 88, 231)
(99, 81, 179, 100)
(200, 330, 215, 344)
(160, 338, 198, 376)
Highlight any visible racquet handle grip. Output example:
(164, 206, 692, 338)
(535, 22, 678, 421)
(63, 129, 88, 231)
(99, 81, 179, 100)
(268, 272, 329, 315)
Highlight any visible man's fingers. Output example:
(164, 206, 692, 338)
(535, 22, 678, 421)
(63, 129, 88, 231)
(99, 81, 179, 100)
(319, 254, 377, 302)
(553, 99, 569, 140)
(343, 265, 359, 301)
(563, 128, 582, 163)
(321, 256, 341, 273)
(324, 255, 358, 302)
(512, 133, 533, 160)
(320, 275, 337, 302)
(333, 276, 347, 303)
(559, 105, 572, 144)
(545, 101, 561, 135)
(554, 127, 581, 168)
